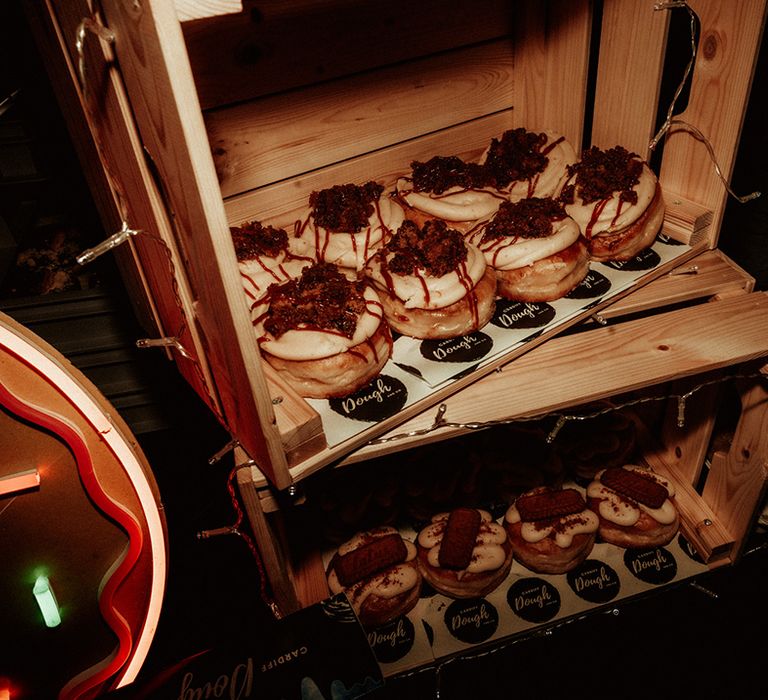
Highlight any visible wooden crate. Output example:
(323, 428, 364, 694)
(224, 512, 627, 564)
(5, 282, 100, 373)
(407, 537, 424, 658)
(29, 0, 768, 616)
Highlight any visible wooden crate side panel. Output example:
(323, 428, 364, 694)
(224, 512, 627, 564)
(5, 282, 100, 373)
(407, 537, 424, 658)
(183, 0, 513, 110)
(512, 0, 593, 149)
(99, 0, 291, 487)
(658, 0, 767, 247)
(590, 0, 670, 158)
(207, 41, 516, 198)
(43, 0, 224, 423)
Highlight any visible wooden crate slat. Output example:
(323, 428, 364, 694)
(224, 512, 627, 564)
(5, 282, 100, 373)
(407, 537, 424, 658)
(512, 0, 592, 150)
(99, 0, 292, 487)
(207, 41, 515, 198)
(658, 0, 767, 247)
(591, 0, 670, 158)
(183, 0, 513, 110)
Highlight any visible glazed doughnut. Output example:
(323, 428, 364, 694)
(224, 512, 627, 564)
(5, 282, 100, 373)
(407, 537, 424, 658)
(364, 219, 496, 339)
(560, 145, 665, 261)
(416, 508, 513, 598)
(504, 487, 599, 574)
(395, 155, 506, 233)
(296, 181, 405, 273)
(481, 128, 577, 201)
(326, 526, 422, 628)
(587, 465, 679, 549)
(231, 220, 313, 320)
(467, 197, 589, 301)
(257, 263, 392, 399)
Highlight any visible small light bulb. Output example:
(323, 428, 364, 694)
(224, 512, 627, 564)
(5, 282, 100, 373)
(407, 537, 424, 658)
(32, 576, 61, 628)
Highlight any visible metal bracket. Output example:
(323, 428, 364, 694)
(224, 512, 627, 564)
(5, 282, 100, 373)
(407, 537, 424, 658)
(135, 336, 193, 360)
(75, 17, 116, 93)
(76, 221, 140, 265)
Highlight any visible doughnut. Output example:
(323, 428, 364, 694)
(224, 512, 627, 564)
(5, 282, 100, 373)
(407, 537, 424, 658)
(257, 262, 392, 399)
(231, 220, 313, 319)
(586, 465, 679, 549)
(364, 219, 496, 339)
(395, 155, 506, 233)
(295, 181, 405, 273)
(326, 526, 422, 628)
(504, 486, 599, 574)
(560, 145, 665, 261)
(416, 508, 513, 598)
(481, 128, 577, 201)
(466, 197, 589, 301)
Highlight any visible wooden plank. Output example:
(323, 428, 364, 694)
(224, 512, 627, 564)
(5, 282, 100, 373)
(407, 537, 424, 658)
(175, 0, 241, 22)
(331, 292, 768, 470)
(513, 0, 592, 150)
(702, 375, 768, 562)
(182, 0, 513, 110)
(207, 41, 515, 197)
(39, 1, 224, 422)
(658, 0, 767, 247)
(223, 112, 515, 227)
(596, 249, 753, 321)
(591, 0, 669, 158)
(98, 0, 292, 487)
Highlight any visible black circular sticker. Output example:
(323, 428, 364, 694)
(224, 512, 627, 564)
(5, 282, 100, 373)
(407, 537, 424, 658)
(419, 331, 493, 364)
(491, 300, 557, 330)
(566, 270, 612, 299)
(602, 247, 661, 272)
(443, 598, 499, 644)
(506, 577, 561, 624)
(328, 375, 408, 423)
(367, 616, 415, 664)
(624, 547, 678, 585)
(566, 559, 621, 604)
(677, 534, 704, 563)
(657, 233, 684, 246)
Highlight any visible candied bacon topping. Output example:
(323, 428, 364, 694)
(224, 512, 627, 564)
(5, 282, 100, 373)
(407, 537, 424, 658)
(482, 197, 567, 242)
(483, 128, 550, 187)
(263, 263, 366, 338)
(410, 155, 493, 194)
(560, 146, 643, 205)
(384, 219, 467, 277)
(230, 220, 288, 260)
(310, 181, 384, 232)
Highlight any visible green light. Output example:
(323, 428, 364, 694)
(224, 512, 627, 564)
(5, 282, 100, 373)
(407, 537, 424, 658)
(32, 575, 61, 628)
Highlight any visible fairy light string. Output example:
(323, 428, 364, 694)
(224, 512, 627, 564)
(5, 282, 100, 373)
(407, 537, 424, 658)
(368, 369, 768, 447)
(650, 1, 761, 203)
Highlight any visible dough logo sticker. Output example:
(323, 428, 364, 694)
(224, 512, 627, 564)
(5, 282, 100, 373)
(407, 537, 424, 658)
(443, 599, 499, 644)
(491, 300, 557, 330)
(566, 270, 611, 299)
(419, 332, 493, 364)
(677, 534, 704, 563)
(367, 616, 415, 664)
(624, 547, 677, 585)
(506, 577, 561, 624)
(602, 247, 661, 272)
(657, 233, 685, 246)
(329, 375, 408, 423)
(566, 559, 621, 604)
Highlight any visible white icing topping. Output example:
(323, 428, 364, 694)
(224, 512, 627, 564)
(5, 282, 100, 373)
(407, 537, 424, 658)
(504, 499, 599, 548)
(396, 178, 504, 222)
(467, 215, 581, 271)
(418, 510, 508, 574)
(586, 465, 677, 526)
(297, 193, 405, 271)
(564, 162, 657, 237)
(257, 285, 385, 361)
(365, 241, 487, 309)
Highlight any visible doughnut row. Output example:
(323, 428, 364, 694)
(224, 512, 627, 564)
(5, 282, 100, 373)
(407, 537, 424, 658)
(232, 128, 666, 399)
